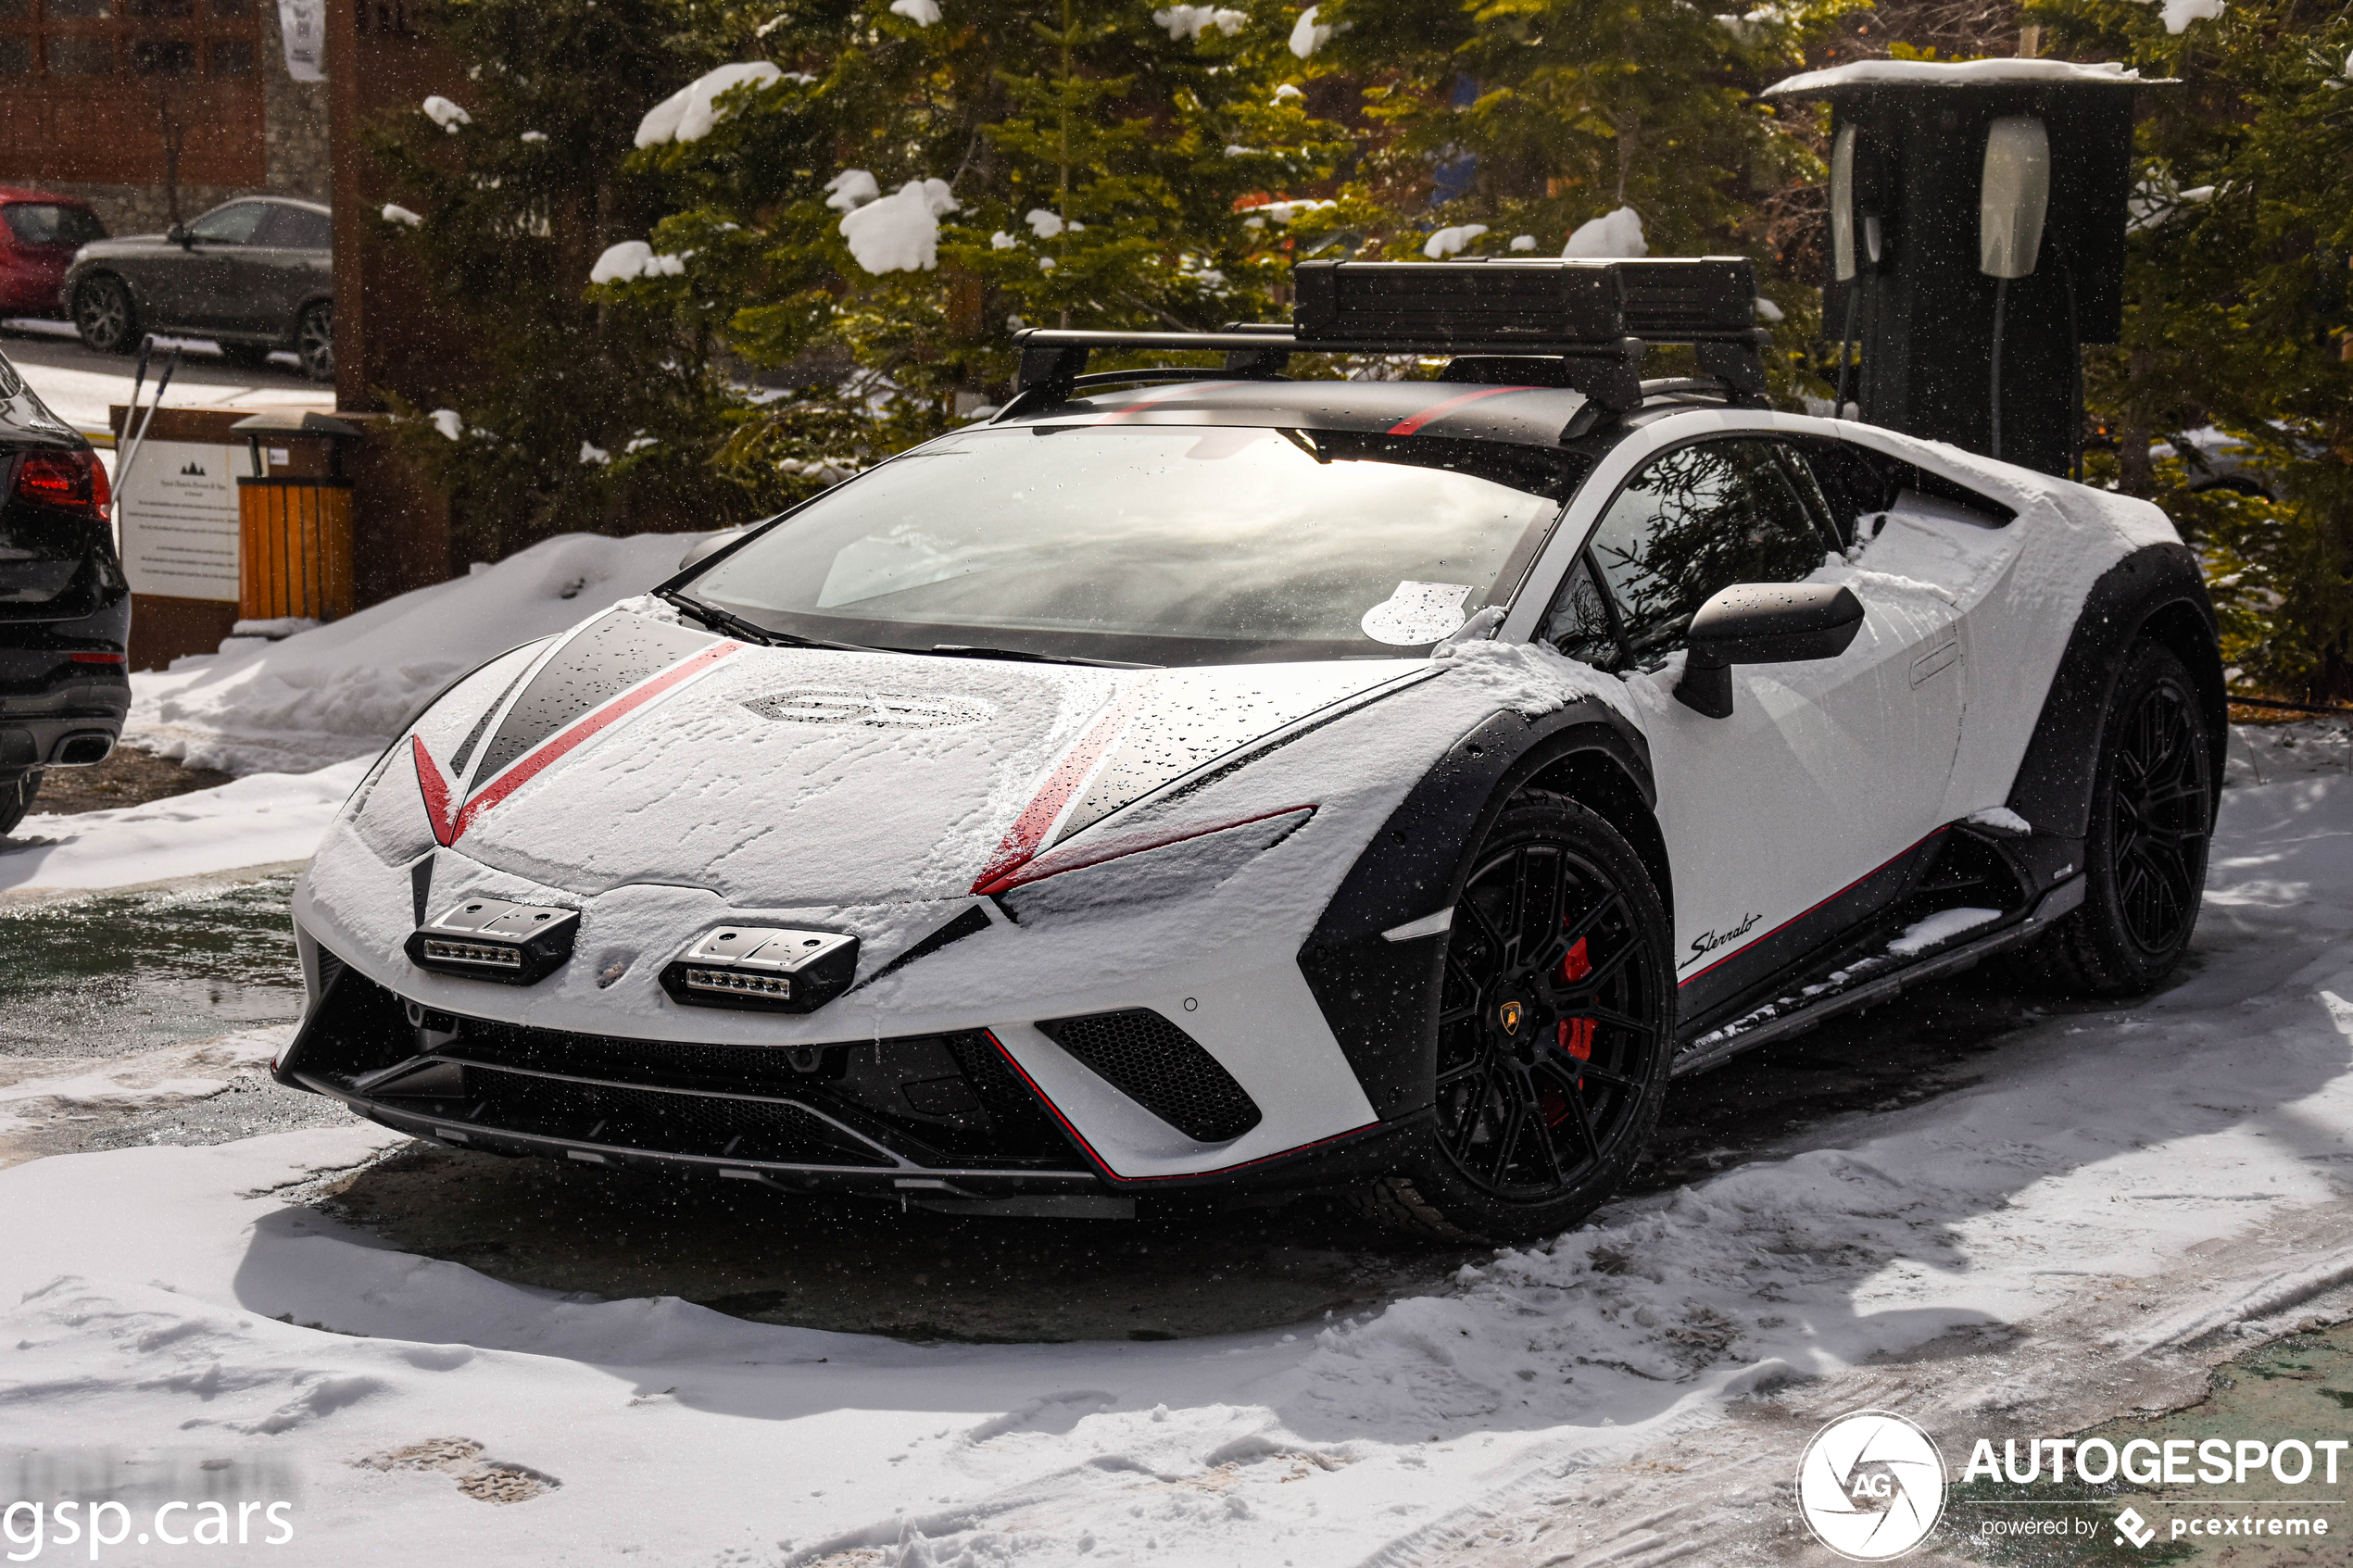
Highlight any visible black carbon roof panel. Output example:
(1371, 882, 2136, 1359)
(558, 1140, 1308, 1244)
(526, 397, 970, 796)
(469, 610, 718, 784)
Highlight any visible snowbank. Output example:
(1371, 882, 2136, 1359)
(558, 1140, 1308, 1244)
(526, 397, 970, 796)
(1, 760, 369, 895)
(0, 768, 2347, 1562)
(127, 531, 717, 776)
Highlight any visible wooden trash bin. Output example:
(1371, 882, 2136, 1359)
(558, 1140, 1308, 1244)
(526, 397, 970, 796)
(230, 410, 362, 623)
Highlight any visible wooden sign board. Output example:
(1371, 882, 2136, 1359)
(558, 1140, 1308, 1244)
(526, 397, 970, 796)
(109, 407, 258, 670)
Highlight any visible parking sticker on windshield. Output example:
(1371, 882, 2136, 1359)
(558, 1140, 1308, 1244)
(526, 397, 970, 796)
(1362, 581, 1473, 645)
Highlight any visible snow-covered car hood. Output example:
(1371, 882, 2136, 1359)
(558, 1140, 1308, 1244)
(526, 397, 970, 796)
(338, 606, 1431, 909)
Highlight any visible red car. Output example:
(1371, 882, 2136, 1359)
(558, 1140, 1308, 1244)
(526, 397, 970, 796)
(0, 188, 107, 320)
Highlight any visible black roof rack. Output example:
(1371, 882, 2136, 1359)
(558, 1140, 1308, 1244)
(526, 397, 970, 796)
(1004, 256, 1770, 419)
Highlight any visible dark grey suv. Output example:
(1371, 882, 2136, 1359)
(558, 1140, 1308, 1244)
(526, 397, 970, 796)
(63, 196, 333, 382)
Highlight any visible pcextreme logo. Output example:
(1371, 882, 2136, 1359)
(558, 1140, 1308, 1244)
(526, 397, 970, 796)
(1797, 1411, 1947, 1562)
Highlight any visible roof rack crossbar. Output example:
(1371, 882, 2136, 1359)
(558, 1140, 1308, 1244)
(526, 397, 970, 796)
(1001, 257, 1772, 412)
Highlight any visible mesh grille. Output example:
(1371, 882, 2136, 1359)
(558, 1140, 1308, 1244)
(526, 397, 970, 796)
(293, 960, 1077, 1167)
(1035, 1010, 1262, 1143)
(444, 1065, 874, 1166)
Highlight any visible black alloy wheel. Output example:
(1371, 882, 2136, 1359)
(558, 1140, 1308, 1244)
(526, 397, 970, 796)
(295, 301, 333, 383)
(72, 276, 138, 356)
(1362, 792, 1674, 1242)
(2038, 640, 2214, 997)
(0, 769, 42, 838)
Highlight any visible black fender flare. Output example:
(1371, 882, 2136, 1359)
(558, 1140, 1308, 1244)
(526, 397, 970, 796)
(2006, 542, 2224, 840)
(1297, 695, 1658, 1122)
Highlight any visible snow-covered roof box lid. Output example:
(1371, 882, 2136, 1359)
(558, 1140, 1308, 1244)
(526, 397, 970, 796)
(1763, 58, 2165, 97)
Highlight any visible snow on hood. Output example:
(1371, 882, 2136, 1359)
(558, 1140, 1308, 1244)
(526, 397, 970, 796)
(348, 606, 1430, 911)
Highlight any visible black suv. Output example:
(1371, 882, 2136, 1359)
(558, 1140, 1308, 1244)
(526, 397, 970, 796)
(0, 348, 128, 835)
(64, 196, 333, 383)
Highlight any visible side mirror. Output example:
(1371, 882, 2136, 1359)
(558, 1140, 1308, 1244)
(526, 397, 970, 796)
(1675, 583, 1866, 719)
(166, 222, 192, 247)
(676, 526, 749, 572)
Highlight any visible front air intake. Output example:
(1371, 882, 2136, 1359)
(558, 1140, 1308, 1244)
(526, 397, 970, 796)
(1034, 1009, 1262, 1144)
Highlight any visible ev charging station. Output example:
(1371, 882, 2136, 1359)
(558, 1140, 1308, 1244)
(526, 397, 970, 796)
(1762, 60, 2158, 478)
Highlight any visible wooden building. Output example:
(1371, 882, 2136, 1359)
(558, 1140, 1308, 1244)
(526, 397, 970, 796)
(0, 0, 327, 242)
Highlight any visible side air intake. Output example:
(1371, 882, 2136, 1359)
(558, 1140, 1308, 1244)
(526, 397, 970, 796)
(1033, 1009, 1262, 1144)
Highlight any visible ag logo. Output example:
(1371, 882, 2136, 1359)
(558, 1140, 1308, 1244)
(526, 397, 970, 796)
(1796, 1411, 1946, 1562)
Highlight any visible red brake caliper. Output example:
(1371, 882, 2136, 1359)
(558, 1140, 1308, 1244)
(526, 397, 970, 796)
(1541, 936, 1597, 1125)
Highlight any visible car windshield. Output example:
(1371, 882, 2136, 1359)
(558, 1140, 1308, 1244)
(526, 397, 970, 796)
(687, 423, 1584, 663)
(3, 204, 105, 249)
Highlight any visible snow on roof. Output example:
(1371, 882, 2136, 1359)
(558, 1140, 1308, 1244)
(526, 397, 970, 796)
(1763, 58, 2148, 96)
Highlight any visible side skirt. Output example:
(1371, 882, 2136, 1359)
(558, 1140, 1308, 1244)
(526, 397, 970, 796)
(1672, 872, 2084, 1077)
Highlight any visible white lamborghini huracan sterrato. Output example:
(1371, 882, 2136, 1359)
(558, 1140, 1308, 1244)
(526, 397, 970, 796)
(279, 259, 2221, 1241)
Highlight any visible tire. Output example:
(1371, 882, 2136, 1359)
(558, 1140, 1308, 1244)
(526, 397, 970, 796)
(2033, 640, 2214, 997)
(1359, 791, 1677, 1244)
(72, 276, 139, 356)
(0, 769, 43, 838)
(295, 300, 333, 383)
(218, 342, 274, 370)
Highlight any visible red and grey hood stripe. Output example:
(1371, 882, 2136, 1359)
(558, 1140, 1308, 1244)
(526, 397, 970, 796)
(412, 616, 743, 847)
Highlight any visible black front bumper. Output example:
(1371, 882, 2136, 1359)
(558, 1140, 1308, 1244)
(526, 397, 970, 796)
(280, 950, 1131, 1213)
(281, 946, 1428, 1214)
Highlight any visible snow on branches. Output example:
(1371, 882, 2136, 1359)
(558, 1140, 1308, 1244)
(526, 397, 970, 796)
(838, 179, 959, 273)
(634, 62, 786, 148)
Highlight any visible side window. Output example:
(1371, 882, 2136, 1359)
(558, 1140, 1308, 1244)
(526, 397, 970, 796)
(1790, 438, 1895, 550)
(184, 202, 266, 245)
(255, 205, 331, 249)
(1537, 553, 1621, 670)
(1584, 439, 1836, 669)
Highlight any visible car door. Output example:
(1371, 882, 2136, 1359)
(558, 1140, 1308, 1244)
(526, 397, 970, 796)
(160, 200, 269, 332)
(241, 203, 328, 339)
(1532, 434, 1967, 1024)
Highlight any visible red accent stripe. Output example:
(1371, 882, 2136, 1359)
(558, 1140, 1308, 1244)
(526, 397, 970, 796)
(447, 640, 742, 842)
(412, 734, 456, 848)
(969, 677, 1162, 893)
(1678, 825, 1951, 988)
(982, 1028, 1380, 1183)
(67, 651, 126, 664)
(1385, 384, 1537, 436)
(976, 804, 1315, 896)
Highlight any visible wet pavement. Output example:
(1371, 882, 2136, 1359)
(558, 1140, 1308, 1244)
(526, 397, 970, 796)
(3, 868, 2071, 1342)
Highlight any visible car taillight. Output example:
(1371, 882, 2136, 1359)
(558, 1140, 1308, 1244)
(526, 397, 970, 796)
(13, 449, 109, 519)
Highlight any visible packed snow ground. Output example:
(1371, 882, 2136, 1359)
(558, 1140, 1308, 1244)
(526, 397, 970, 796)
(0, 726, 2346, 1563)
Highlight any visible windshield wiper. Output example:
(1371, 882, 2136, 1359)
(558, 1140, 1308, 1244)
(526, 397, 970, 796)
(661, 591, 875, 653)
(919, 643, 1156, 670)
